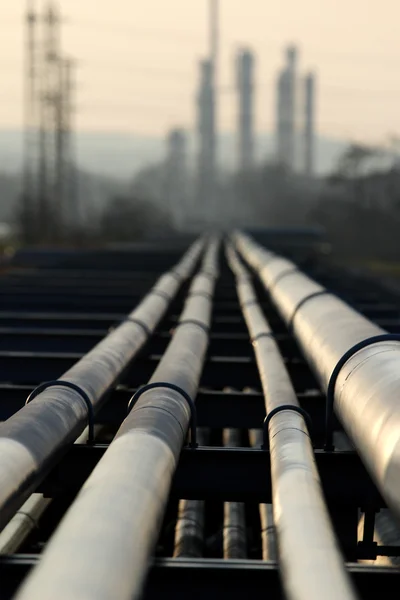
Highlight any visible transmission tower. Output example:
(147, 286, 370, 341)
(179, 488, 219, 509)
(38, 2, 61, 240)
(21, 0, 39, 241)
(22, 1, 76, 244)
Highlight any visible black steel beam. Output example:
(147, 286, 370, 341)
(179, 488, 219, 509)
(37, 446, 383, 509)
(0, 556, 397, 600)
(0, 328, 276, 356)
(0, 352, 317, 391)
(0, 312, 124, 330)
(0, 329, 282, 358)
(145, 559, 400, 600)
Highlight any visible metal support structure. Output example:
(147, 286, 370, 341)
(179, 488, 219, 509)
(3, 233, 400, 597)
(0, 424, 101, 555)
(223, 423, 247, 559)
(226, 244, 357, 600)
(249, 429, 277, 560)
(0, 240, 203, 532)
(173, 428, 208, 558)
(16, 240, 219, 600)
(234, 231, 400, 527)
(22, 2, 75, 243)
(21, 0, 39, 241)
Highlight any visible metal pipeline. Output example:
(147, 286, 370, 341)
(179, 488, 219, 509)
(0, 238, 203, 531)
(16, 239, 219, 600)
(234, 231, 400, 526)
(0, 424, 103, 555)
(249, 429, 277, 561)
(223, 427, 247, 559)
(226, 244, 357, 600)
(173, 428, 208, 558)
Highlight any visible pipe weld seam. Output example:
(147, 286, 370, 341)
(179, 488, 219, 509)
(150, 289, 172, 303)
(15, 510, 40, 529)
(126, 404, 187, 444)
(262, 405, 312, 449)
(268, 267, 298, 289)
(288, 290, 330, 331)
(176, 320, 210, 334)
(269, 426, 311, 443)
(127, 381, 198, 448)
(324, 333, 400, 451)
(241, 299, 259, 309)
(251, 331, 275, 344)
(122, 317, 152, 337)
(188, 291, 212, 300)
(199, 271, 218, 281)
(25, 380, 95, 444)
(169, 271, 183, 283)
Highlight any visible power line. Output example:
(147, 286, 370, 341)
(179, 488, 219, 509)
(21, 2, 78, 243)
(69, 18, 205, 43)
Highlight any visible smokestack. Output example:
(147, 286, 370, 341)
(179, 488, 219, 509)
(196, 59, 215, 224)
(286, 45, 297, 74)
(165, 128, 187, 231)
(275, 45, 298, 171)
(236, 48, 254, 172)
(276, 68, 293, 170)
(304, 72, 315, 177)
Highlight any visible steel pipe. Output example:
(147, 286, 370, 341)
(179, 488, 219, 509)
(0, 493, 50, 555)
(0, 239, 204, 531)
(223, 427, 247, 559)
(16, 239, 219, 600)
(0, 424, 102, 555)
(227, 244, 357, 600)
(234, 232, 400, 526)
(173, 428, 208, 558)
(249, 429, 277, 561)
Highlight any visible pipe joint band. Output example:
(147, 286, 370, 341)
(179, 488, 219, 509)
(251, 331, 275, 344)
(188, 291, 212, 300)
(151, 289, 172, 303)
(325, 333, 400, 451)
(269, 267, 298, 289)
(122, 317, 152, 337)
(26, 380, 95, 444)
(262, 405, 312, 449)
(288, 290, 330, 331)
(169, 271, 183, 283)
(199, 271, 218, 281)
(127, 382, 198, 448)
(241, 299, 259, 309)
(176, 319, 210, 334)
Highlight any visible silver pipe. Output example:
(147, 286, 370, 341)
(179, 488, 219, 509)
(0, 239, 204, 531)
(0, 494, 50, 555)
(173, 428, 208, 558)
(0, 424, 103, 555)
(234, 231, 400, 526)
(227, 243, 357, 600)
(249, 429, 277, 561)
(16, 240, 219, 600)
(223, 426, 247, 559)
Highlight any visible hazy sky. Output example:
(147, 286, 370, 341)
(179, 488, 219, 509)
(1, 0, 400, 144)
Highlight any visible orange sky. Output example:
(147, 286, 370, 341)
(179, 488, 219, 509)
(1, 0, 400, 144)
